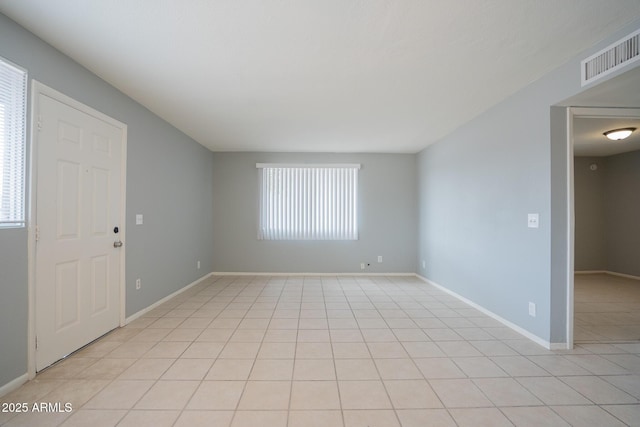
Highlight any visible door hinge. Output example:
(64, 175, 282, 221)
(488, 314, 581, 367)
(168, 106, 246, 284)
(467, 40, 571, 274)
(35, 225, 40, 242)
(35, 336, 38, 349)
(37, 115, 42, 131)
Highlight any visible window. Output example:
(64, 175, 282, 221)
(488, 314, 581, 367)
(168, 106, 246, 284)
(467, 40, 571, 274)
(0, 57, 27, 228)
(257, 163, 360, 240)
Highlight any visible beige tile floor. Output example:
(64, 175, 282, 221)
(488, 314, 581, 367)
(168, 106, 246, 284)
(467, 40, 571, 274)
(1, 275, 639, 426)
(575, 273, 640, 343)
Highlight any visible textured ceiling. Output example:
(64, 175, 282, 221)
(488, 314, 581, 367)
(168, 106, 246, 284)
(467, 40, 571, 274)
(2, 1, 640, 153)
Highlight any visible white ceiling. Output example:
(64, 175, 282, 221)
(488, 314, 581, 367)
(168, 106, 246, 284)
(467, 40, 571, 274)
(574, 117, 640, 157)
(2, 1, 640, 153)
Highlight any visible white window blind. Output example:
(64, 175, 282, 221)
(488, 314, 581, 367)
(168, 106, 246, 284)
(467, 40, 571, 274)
(257, 164, 359, 240)
(0, 57, 27, 228)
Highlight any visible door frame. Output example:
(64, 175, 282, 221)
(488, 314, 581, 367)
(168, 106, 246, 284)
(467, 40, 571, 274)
(27, 81, 127, 378)
(565, 106, 640, 350)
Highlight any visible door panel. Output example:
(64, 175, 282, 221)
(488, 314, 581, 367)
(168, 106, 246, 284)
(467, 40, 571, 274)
(91, 167, 110, 236)
(55, 260, 80, 330)
(91, 255, 109, 314)
(56, 160, 81, 239)
(36, 92, 124, 371)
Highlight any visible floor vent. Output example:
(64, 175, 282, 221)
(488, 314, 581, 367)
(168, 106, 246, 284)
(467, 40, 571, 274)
(581, 28, 640, 86)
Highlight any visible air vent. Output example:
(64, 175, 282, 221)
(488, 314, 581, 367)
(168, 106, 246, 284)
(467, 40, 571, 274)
(581, 28, 640, 86)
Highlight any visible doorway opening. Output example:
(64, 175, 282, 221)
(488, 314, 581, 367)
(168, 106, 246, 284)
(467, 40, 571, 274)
(571, 108, 640, 344)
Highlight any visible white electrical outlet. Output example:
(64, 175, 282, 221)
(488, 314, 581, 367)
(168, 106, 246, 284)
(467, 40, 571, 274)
(422, 260, 426, 269)
(377, 256, 383, 263)
(197, 261, 201, 270)
(136, 214, 144, 225)
(136, 279, 141, 290)
(528, 213, 539, 228)
(360, 263, 365, 270)
(528, 302, 536, 317)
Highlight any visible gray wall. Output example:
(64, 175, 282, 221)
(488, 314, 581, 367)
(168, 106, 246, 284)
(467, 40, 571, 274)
(417, 96, 552, 341)
(417, 20, 640, 344)
(549, 106, 571, 345)
(574, 152, 640, 277)
(0, 14, 214, 388)
(606, 150, 640, 277)
(212, 152, 416, 273)
(0, 228, 28, 389)
(574, 157, 606, 270)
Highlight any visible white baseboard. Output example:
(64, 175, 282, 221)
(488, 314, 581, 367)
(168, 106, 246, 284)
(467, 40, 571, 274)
(549, 343, 571, 350)
(211, 272, 415, 277)
(125, 272, 214, 324)
(605, 271, 640, 281)
(415, 274, 560, 350)
(0, 373, 28, 398)
(575, 270, 640, 281)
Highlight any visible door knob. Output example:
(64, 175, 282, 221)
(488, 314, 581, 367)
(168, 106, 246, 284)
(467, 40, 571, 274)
(113, 226, 122, 247)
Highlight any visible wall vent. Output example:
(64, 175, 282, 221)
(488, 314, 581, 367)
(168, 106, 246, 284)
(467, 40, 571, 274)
(581, 28, 640, 86)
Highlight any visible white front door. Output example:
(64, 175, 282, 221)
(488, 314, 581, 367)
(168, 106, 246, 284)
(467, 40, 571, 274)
(35, 89, 126, 371)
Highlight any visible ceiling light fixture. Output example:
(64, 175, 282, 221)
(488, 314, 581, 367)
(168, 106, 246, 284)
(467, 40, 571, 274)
(603, 127, 636, 141)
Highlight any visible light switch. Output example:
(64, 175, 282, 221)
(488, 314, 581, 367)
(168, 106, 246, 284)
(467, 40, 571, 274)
(528, 213, 539, 229)
(136, 214, 143, 225)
